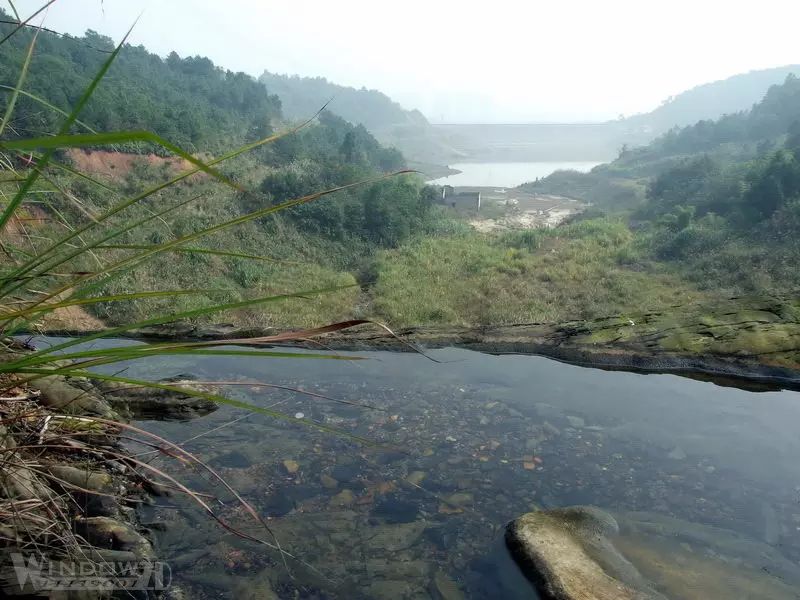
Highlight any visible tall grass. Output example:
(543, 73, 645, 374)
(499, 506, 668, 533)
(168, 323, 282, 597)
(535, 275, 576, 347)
(0, 9, 397, 575)
(371, 219, 706, 326)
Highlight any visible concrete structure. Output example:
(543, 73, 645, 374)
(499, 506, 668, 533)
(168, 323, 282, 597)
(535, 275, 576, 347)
(442, 185, 481, 210)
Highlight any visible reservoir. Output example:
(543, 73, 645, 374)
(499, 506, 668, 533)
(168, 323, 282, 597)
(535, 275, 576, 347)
(430, 161, 601, 188)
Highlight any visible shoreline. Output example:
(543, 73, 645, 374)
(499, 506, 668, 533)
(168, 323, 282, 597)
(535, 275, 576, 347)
(122, 322, 800, 392)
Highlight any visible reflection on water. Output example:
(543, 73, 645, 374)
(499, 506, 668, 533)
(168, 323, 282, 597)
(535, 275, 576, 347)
(39, 339, 800, 598)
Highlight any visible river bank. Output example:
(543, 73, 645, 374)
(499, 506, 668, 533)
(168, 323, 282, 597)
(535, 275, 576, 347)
(0, 343, 220, 598)
(112, 294, 800, 391)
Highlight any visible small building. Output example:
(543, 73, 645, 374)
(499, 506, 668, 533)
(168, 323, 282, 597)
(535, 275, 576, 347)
(442, 185, 481, 210)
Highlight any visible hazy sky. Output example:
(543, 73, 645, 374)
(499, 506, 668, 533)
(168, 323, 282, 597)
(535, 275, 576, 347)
(12, 0, 800, 123)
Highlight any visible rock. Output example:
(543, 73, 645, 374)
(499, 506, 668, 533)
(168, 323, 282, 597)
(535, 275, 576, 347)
(506, 507, 664, 600)
(281, 459, 300, 474)
(365, 521, 427, 552)
(566, 416, 585, 428)
(366, 558, 429, 579)
(432, 570, 465, 600)
(542, 422, 561, 436)
(263, 489, 294, 516)
(29, 376, 116, 417)
(74, 516, 154, 559)
(616, 511, 800, 600)
(45, 464, 112, 492)
(330, 489, 355, 507)
(0, 465, 51, 500)
(95, 375, 218, 420)
(330, 463, 362, 484)
(405, 470, 427, 486)
(507, 506, 800, 600)
(232, 578, 280, 600)
(372, 495, 419, 523)
(320, 473, 338, 489)
(444, 492, 473, 507)
(667, 446, 687, 460)
(367, 579, 425, 600)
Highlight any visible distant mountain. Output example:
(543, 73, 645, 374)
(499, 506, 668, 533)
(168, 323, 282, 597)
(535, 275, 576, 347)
(258, 71, 458, 166)
(259, 71, 427, 130)
(619, 65, 800, 138)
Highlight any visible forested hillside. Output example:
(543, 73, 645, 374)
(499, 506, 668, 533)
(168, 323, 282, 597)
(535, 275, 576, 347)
(258, 70, 457, 166)
(0, 16, 282, 151)
(620, 65, 800, 136)
(522, 73, 800, 296)
(0, 15, 446, 328)
(259, 71, 428, 131)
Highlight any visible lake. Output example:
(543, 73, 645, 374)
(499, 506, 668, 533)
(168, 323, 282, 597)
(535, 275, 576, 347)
(37, 338, 800, 598)
(429, 161, 601, 188)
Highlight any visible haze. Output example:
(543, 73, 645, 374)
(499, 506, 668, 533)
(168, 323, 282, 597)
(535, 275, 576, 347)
(13, 0, 800, 123)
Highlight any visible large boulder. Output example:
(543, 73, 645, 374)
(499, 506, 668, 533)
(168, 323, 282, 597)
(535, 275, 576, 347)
(506, 507, 663, 600)
(506, 506, 800, 600)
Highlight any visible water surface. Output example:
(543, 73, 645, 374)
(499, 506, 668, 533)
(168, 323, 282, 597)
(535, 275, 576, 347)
(35, 339, 800, 598)
(430, 161, 600, 187)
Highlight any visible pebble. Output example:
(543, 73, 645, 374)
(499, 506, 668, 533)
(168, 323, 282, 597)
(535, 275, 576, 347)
(668, 446, 687, 460)
(566, 416, 585, 428)
(432, 570, 465, 600)
(406, 471, 427, 486)
(329, 489, 355, 507)
(282, 459, 300, 474)
(445, 492, 473, 507)
(320, 473, 338, 489)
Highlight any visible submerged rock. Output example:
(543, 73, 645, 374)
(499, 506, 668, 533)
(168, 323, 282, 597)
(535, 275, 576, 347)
(432, 570, 465, 600)
(506, 506, 662, 600)
(94, 374, 218, 420)
(506, 506, 800, 600)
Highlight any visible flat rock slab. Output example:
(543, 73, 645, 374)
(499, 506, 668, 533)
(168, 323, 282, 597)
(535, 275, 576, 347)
(506, 506, 800, 600)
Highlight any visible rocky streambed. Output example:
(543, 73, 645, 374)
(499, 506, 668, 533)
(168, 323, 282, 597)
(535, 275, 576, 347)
(73, 340, 799, 599)
(7, 300, 800, 599)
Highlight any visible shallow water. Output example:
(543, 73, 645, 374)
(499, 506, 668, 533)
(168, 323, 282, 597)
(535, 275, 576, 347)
(429, 161, 600, 187)
(33, 339, 800, 598)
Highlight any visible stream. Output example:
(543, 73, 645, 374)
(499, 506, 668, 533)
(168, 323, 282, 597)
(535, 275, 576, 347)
(34, 338, 800, 598)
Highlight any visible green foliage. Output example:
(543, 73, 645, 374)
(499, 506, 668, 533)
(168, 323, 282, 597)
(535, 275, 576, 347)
(0, 14, 281, 151)
(259, 70, 428, 132)
(371, 219, 699, 327)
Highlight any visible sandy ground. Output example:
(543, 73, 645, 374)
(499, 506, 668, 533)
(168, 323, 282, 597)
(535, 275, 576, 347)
(470, 194, 584, 232)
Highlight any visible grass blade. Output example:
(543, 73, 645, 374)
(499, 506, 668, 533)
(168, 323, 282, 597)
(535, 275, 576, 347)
(0, 85, 98, 134)
(0, 19, 136, 233)
(0, 26, 39, 137)
(0, 0, 56, 46)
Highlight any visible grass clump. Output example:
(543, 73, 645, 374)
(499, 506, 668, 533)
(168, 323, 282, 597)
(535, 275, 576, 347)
(371, 218, 705, 327)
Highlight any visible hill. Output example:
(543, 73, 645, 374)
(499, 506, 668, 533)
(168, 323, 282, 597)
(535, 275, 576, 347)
(0, 22, 282, 152)
(420, 67, 800, 164)
(616, 65, 800, 143)
(258, 71, 458, 166)
(0, 15, 445, 329)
